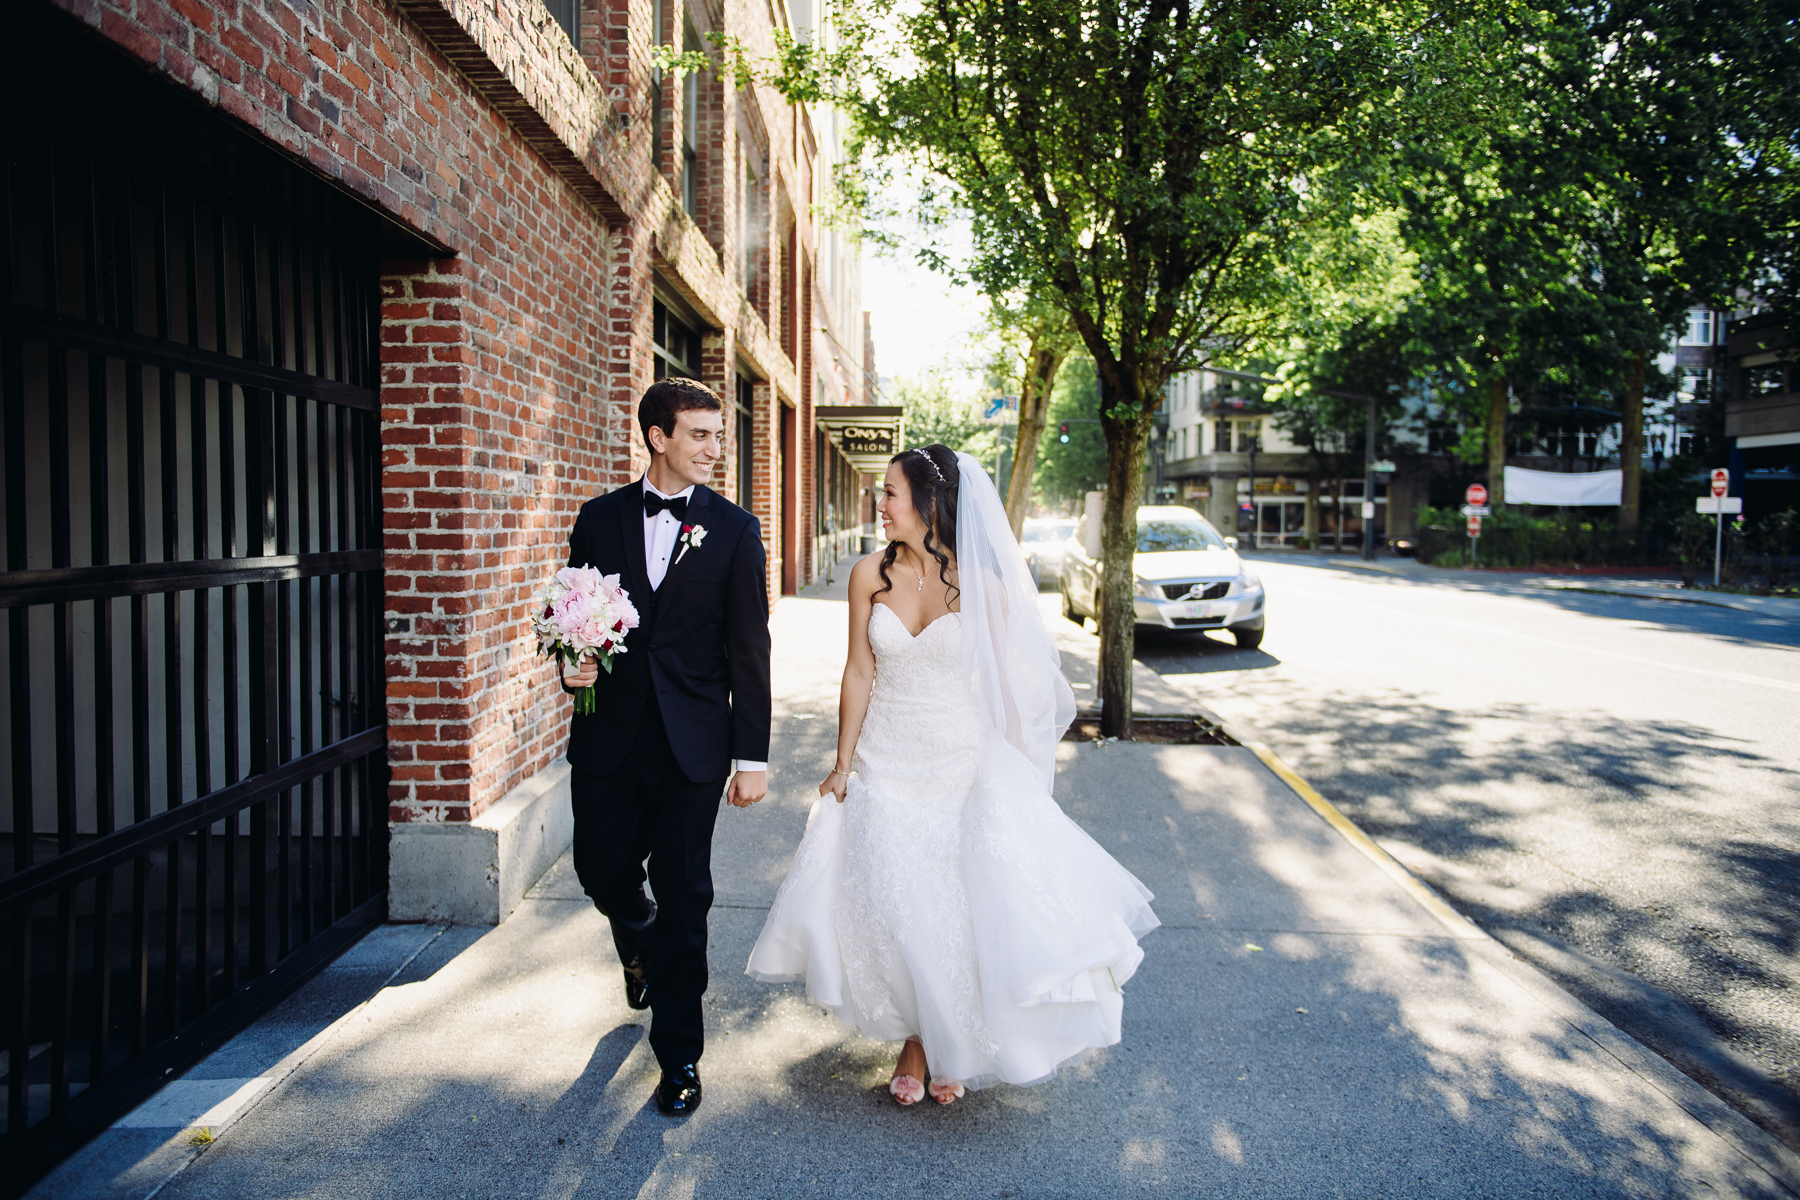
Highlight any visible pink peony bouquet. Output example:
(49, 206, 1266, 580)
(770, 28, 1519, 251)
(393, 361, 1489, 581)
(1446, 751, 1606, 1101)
(531, 566, 640, 715)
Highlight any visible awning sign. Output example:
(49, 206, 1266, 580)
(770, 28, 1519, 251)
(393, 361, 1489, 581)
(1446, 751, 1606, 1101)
(839, 425, 896, 457)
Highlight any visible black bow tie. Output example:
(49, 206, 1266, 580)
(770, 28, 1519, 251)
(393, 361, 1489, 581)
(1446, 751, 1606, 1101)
(643, 491, 689, 520)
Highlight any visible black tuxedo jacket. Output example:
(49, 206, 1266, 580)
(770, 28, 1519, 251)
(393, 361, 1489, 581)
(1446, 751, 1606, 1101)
(563, 480, 772, 782)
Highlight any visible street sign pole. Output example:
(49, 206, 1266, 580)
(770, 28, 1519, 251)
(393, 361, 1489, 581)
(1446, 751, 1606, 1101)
(1362, 395, 1377, 562)
(1714, 502, 1723, 587)
(1711, 468, 1729, 587)
(1463, 485, 1488, 569)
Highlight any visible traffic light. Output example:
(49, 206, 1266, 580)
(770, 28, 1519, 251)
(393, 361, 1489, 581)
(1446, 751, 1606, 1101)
(1058, 422, 1070, 443)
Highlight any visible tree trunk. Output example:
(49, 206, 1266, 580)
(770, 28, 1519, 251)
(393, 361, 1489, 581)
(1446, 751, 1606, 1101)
(1618, 351, 1645, 534)
(1005, 340, 1066, 538)
(1486, 374, 1508, 506)
(1096, 410, 1149, 740)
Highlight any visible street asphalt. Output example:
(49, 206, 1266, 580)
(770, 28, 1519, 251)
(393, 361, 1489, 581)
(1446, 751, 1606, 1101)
(29, 567, 1800, 1199)
(1123, 552, 1800, 1158)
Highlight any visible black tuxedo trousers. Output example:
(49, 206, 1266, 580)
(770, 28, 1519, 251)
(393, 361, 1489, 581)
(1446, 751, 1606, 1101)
(570, 702, 724, 1071)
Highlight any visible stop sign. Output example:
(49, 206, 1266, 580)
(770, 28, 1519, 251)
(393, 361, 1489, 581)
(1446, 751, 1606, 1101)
(1466, 483, 1488, 507)
(1711, 468, 1729, 498)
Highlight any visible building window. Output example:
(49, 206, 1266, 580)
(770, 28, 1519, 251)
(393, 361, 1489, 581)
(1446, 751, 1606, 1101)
(741, 158, 759, 292)
(682, 22, 702, 219)
(653, 298, 701, 380)
(1685, 309, 1717, 346)
(1231, 417, 1263, 453)
(736, 375, 755, 509)
(1680, 367, 1714, 399)
(1745, 363, 1788, 397)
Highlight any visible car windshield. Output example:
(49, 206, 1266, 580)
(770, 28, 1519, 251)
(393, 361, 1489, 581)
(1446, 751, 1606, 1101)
(1136, 520, 1227, 553)
(1024, 522, 1075, 543)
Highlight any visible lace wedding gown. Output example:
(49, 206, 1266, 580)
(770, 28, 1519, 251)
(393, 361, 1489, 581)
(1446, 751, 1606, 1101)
(747, 602, 1159, 1089)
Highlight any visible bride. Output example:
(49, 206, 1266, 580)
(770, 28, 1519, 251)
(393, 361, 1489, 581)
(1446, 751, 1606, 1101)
(747, 444, 1159, 1106)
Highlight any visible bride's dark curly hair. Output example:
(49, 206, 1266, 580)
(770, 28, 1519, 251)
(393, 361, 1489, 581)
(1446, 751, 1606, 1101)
(874, 444, 960, 604)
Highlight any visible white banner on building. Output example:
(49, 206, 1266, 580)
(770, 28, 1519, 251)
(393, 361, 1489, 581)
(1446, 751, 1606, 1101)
(1502, 466, 1623, 506)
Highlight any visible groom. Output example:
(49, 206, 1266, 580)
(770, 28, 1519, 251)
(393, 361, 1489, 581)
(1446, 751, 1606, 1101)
(560, 376, 771, 1116)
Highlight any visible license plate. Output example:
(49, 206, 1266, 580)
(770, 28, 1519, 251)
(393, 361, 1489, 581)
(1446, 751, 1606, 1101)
(1183, 601, 1215, 618)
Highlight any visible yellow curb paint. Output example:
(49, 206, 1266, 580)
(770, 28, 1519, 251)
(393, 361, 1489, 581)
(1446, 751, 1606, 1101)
(1246, 742, 1490, 942)
(1326, 559, 1406, 575)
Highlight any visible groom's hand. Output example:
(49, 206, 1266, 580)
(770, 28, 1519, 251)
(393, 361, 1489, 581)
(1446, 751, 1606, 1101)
(726, 770, 767, 808)
(563, 654, 599, 689)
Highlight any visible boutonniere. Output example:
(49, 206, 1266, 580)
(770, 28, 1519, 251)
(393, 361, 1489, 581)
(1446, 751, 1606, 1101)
(675, 523, 708, 564)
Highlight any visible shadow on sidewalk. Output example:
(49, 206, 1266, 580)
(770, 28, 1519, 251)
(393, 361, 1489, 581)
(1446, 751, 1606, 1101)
(102, 732, 1793, 1199)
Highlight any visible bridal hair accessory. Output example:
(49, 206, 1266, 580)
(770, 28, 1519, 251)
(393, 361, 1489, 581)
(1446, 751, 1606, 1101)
(532, 565, 640, 715)
(675, 522, 708, 564)
(911, 447, 948, 484)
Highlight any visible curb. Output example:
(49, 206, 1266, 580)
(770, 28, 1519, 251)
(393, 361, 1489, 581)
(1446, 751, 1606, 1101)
(1239, 741, 1800, 1199)
(1244, 742, 1488, 942)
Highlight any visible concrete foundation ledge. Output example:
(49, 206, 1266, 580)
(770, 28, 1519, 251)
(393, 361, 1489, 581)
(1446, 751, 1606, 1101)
(387, 759, 575, 925)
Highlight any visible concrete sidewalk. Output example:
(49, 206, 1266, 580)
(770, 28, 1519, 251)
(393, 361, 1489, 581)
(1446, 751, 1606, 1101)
(32, 577, 1800, 1199)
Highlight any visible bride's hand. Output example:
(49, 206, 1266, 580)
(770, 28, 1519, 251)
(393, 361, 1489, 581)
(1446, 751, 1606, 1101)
(818, 767, 849, 804)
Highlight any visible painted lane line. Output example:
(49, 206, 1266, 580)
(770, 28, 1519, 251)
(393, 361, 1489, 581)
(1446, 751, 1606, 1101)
(1245, 742, 1490, 943)
(1275, 584, 1800, 694)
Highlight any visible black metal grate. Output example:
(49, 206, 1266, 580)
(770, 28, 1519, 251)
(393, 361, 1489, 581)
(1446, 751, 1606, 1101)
(1, 11, 395, 1186)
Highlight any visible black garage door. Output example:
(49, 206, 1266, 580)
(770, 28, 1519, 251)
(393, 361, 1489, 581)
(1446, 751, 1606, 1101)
(1, 8, 419, 1187)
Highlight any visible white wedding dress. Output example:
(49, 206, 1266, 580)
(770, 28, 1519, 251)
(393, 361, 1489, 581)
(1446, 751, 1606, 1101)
(747, 601, 1160, 1090)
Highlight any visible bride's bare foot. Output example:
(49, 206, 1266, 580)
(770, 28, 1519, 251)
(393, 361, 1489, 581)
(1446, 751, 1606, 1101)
(889, 1037, 927, 1106)
(928, 1076, 965, 1106)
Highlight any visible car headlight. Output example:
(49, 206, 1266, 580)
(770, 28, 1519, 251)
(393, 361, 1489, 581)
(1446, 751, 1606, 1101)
(1134, 576, 1161, 598)
(1240, 571, 1262, 592)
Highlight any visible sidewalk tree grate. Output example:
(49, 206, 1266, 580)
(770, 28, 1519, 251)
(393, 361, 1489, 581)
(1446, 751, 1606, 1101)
(1061, 716, 1239, 745)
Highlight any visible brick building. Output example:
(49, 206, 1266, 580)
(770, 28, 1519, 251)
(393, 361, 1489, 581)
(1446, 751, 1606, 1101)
(0, 0, 896, 1173)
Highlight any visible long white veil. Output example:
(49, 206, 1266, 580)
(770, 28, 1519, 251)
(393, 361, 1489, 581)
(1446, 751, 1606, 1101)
(952, 451, 1076, 791)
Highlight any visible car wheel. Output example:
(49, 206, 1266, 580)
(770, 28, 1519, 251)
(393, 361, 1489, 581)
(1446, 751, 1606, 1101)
(1061, 585, 1080, 623)
(1232, 625, 1264, 650)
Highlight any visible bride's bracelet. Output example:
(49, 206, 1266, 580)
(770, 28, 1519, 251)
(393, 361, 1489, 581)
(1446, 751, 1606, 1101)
(828, 766, 851, 777)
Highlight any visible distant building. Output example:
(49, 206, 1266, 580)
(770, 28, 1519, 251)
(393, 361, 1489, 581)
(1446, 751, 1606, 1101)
(1152, 302, 1793, 550)
(1725, 312, 1800, 516)
(1156, 370, 1397, 552)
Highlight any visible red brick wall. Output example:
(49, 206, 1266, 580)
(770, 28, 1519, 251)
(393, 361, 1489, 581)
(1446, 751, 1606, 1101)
(58, 0, 819, 822)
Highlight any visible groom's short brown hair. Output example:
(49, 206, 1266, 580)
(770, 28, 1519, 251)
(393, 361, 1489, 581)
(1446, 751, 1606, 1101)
(639, 377, 723, 452)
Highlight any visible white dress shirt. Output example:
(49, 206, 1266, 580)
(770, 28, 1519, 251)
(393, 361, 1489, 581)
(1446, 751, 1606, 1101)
(642, 477, 692, 591)
(641, 478, 765, 775)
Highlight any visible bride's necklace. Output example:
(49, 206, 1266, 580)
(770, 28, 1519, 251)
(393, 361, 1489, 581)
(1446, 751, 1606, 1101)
(899, 557, 924, 592)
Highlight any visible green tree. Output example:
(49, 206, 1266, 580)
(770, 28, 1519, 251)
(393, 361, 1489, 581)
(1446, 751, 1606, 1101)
(1033, 355, 1108, 511)
(1535, 0, 1796, 532)
(840, 0, 1492, 736)
(976, 290, 1080, 536)
(890, 371, 997, 470)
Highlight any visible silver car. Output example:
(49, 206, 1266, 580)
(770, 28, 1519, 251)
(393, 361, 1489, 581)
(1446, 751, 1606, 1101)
(1059, 505, 1266, 649)
(1022, 517, 1078, 588)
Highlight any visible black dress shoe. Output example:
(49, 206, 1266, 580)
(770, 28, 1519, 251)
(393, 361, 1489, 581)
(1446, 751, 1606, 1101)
(621, 956, 651, 1011)
(655, 1063, 702, 1116)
